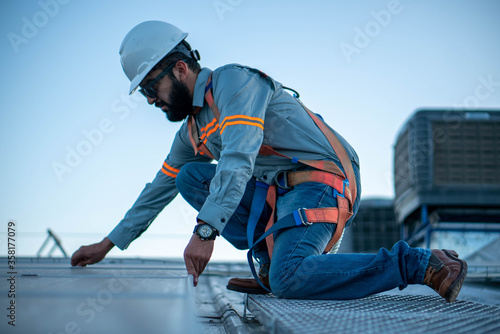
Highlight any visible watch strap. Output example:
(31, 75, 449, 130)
(193, 223, 218, 240)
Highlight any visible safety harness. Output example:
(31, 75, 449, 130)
(187, 72, 357, 292)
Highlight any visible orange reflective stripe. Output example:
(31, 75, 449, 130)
(161, 162, 179, 178)
(220, 120, 264, 134)
(220, 115, 264, 129)
(200, 119, 218, 140)
(218, 114, 264, 134)
(163, 162, 180, 173)
(200, 118, 218, 133)
(202, 123, 220, 143)
(201, 120, 219, 141)
(161, 168, 177, 178)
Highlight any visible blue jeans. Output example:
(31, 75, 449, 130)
(176, 162, 431, 300)
(176, 163, 272, 264)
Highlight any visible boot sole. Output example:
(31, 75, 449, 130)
(443, 249, 467, 303)
(226, 283, 270, 294)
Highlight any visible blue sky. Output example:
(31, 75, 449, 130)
(1, 0, 500, 261)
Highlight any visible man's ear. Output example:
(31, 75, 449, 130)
(173, 60, 189, 81)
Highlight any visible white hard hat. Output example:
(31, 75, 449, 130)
(119, 21, 189, 94)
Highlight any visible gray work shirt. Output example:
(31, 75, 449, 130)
(108, 64, 359, 250)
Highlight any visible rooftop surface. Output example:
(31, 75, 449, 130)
(1, 257, 499, 334)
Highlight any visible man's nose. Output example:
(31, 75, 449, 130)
(146, 96, 157, 105)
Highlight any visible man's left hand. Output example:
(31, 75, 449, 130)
(183, 234, 214, 286)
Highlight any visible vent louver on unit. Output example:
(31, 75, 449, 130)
(393, 109, 500, 225)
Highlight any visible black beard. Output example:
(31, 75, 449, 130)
(162, 77, 193, 122)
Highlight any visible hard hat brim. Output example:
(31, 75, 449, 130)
(128, 32, 189, 95)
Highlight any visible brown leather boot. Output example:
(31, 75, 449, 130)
(226, 263, 270, 294)
(423, 249, 467, 302)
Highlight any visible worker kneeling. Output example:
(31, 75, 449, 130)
(71, 21, 467, 303)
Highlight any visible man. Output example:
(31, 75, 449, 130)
(71, 21, 467, 302)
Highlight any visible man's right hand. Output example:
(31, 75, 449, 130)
(71, 237, 115, 267)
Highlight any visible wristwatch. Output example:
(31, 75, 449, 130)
(193, 224, 218, 241)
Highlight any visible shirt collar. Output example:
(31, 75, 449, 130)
(192, 67, 213, 108)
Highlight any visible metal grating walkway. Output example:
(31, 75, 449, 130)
(248, 294, 500, 334)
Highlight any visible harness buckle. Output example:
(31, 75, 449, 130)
(297, 208, 312, 226)
(333, 178, 349, 199)
(274, 171, 294, 190)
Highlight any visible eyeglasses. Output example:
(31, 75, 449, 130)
(139, 60, 185, 99)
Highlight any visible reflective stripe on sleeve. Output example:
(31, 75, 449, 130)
(161, 162, 180, 178)
(219, 115, 264, 134)
(200, 118, 220, 144)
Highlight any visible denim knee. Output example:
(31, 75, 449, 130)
(269, 263, 303, 299)
(176, 162, 212, 191)
(175, 166, 188, 195)
(175, 162, 195, 192)
(175, 162, 214, 210)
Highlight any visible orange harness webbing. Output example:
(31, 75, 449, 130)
(187, 72, 357, 257)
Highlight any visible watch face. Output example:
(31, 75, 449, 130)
(198, 224, 213, 238)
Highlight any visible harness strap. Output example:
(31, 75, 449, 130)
(286, 170, 352, 202)
(248, 207, 319, 292)
(187, 116, 215, 159)
(262, 170, 351, 256)
(203, 74, 221, 120)
(259, 145, 345, 178)
(246, 181, 270, 251)
(256, 99, 358, 280)
(264, 185, 277, 256)
(327, 196, 349, 253)
(247, 201, 347, 292)
(300, 207, 341, 224)
(187, 74, 218, 159)
(188, 71, 357, 292)
(262, 168, 352, 258)
(265, 185, 276, 254)
(298, 101, 357, 213)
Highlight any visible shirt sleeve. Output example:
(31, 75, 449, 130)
(197, 66, 275, 232)
(108, 122, 211, 250)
